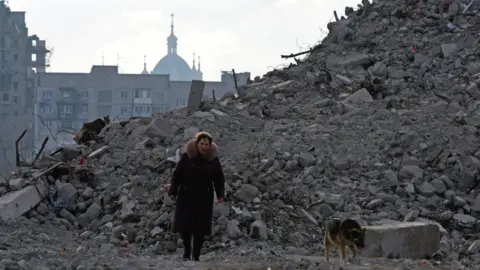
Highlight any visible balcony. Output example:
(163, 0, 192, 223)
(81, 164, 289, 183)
(133, 105, 151, 117)
(56, 97, 78, 105)
(37, 95, 55, 104)
(59, 112, 74, 119)
(57, 88, 79, 104)
(133, 89, 152, 104)
(78, 97, 89, 104)
(133, 97, 152, 104)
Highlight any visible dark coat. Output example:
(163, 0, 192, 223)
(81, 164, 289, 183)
(168, 139, 225, 236)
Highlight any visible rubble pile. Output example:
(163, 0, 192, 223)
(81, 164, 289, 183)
(1, 0, 480, 268)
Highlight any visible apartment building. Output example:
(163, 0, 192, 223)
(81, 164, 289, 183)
(0, 1, 48, 173)
(34, 65, 250, 151)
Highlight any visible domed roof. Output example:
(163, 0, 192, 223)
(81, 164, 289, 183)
(151, 53, 192, 81)
(150, 13, 195, 81)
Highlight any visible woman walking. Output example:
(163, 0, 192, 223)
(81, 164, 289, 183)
(168, 132, 225, 261)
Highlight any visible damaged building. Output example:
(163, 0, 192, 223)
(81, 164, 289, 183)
(33, 66, 250, 152)
(32, 12, 250, 153)
(0, 0, 49, 173)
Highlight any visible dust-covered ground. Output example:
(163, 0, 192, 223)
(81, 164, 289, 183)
(0, 220, 458, 270)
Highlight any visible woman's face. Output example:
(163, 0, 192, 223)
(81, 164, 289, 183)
(197, 138, 211, 154)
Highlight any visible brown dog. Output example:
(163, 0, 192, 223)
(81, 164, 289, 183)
(324, 218, 366, 264)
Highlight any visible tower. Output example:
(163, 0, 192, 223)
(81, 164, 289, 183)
(167, 13, 177, 55)
(141, 55, 149, 74)
(192, 52, 196, 70)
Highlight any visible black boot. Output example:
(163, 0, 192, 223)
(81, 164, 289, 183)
(192, 233, 204, 261)
(182, 233, 192, 260)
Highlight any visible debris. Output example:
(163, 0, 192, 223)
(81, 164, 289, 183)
(74, 116, 110, 144)
(1, 0, 480, 268)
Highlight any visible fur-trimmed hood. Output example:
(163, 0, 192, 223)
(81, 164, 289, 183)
(183, 139, 218, 161)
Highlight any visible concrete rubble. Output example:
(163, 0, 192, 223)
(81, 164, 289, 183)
(362, 222, 440, 259)
(1, 0, 480, 268)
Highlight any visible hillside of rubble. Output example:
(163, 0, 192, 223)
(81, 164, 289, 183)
(1, 0, 480, 269)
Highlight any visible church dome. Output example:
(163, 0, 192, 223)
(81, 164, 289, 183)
(151, 53, 192, 80)
(149, 13, 194, 81)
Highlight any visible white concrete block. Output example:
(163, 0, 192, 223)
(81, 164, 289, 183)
(361, 222, 440, 259)
(0, 186, 42, 220)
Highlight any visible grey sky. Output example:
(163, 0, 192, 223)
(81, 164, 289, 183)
(10, 0, 359, 81)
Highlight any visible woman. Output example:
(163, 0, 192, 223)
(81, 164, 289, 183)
(168, 131, 225, 261)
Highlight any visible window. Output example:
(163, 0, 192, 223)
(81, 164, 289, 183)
(158, 105, 170, 113)
(134, 105, 151, 116)
(81, 91, 88, 99)
(157, 92, 164, 101)
(121, 91, 128, 99)
(31, 53, 36, 62)
(41, 104, 53, 113)
(176, 99, 187, 107)
(134, 89, 151, 99)
(98, 90, 112, 103)
(81, 105, 88, 113)
(13, 81, 18, 90)
(59, 105, 73, 118)
(13, 54, 17, 61)
(120, 106, 129, 113)
(13, 96, 18, 103)
(1, 93, 10, 103)
(42, 90, 52, 99)
(32, 40, 37, 46)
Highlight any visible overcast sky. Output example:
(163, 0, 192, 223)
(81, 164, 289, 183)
(9, 0, 360, 81)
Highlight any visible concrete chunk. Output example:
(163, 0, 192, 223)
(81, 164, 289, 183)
(143, 118, 173, 139)
(0, 186, 42, 220)
(441, 43, 458, 58)
(361, 222, 439, 259)
(343, 88, 373, 109)
(8, 178, 25, 191)
(326, 52, 371, 70)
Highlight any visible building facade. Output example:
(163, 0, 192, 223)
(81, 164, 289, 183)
(0, 0, 48, 173)
(34, 65, 250, 151)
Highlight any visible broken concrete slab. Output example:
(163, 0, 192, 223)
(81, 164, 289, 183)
(211, 109, 227, 116)
(8, 178, 25, 191)
(326, 52, 372, 70)
(342, 88, 373, 108)
(361, 222, 440, 259)
(441, 43, 458, 58)
(143, 118, 173, 139)
(88, 146, 109, 159)
(0, 186, 43, 220)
